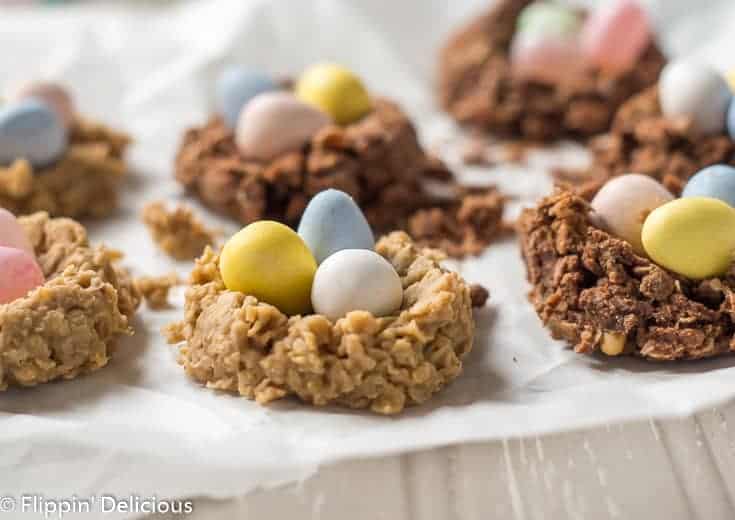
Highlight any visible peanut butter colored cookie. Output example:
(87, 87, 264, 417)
(0, 212, 140, 390)
(165, 232, 478, 415)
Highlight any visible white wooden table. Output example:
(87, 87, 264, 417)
(151, 409, 735, 519)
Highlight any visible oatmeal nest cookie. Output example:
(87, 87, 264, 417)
(438, 0, 665, 141)
(0, 117, 130, 219)
(519, 190, 735, 361)
(554, 86, 735, 199)
(165, 232, 478, 415)
(0, 212, 141, 390)
(175, 97, 507, 258)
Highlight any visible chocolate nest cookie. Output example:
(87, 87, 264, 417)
(438, 0, 665, 141)
(519, 190, 735, 361)
(165, 232, 478, 414)
(175, 98, 506, 257)
(0, 212, 140, 389)
(0, 118, 130, 219)
(555, 86, 735, 199)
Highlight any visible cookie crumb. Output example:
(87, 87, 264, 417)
(142, 201, 217, 260)
(135, 272, 180, 310)
(469, 284, 490, 307)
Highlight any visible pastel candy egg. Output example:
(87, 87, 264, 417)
(510, 32, 582, 84)
(642, 197, 735, 279)
(727, 69, 735, 92)
(580, 0, 651, 74)
(219, 220, 317, 315)
(727, 97, 735, 139)
(0, 100, 68, 167)
(235, 92, 331, 162)
(682, 165, 735, 208)
(517, 1, 581, 37)
(295, 63, 371, 125)
(0, 246, 44, 304)
(311, 249, 402, 321)
(590, 174, 674, 255)
(0, 208, 34, 255)
(659, 61, 732, 136)
(215, 66, 277, 130)
(297, 189, 374, 264)
(9, 81, 75, 128)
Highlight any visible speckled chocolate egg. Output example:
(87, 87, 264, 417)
(295, 63, 371, 125)
(10, 81, 75, 128)
(590, 174, 674, 255)
(0, 100, 68, 167)
(659, 61, 731, 136)
(235, 92, 331, 162)
(0, 208, 34, 255)
(297, 189, 374, 264)
(215, 66, 278, 130)
(682, 164, 735, 208)
(311, 249, 402, 321)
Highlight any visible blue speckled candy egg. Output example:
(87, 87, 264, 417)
(216, 66, 278, 129)
(297, 189, 375, 264)
(0, 100, 67, 167)
(682, 164, 735, 208)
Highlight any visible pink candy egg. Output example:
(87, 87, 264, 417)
(510, 32, 582, 84)
(10, 81, 75, 128)
(580, 0, 651, 74)
(0, 246, 44, 304)
(235, 92, 331, 162)
(0, 208, 34, 255)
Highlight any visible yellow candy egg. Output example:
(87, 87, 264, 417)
(219, 221, 317, 315)
(641, 197, 735, 280)
(295, 63, 371, 125)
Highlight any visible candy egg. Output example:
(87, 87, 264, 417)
(727, 97, 735, 139)
(659, 61, 732, 136)
(0, 100, 67, 167)
(311, 249, 402, 321)
(297, 189, 374, 264)
(235, 92, 331, 162)
(9, 81, 75, 128)
(580, 0, 651, 74)
(517, 1, 581, 37)
(591, 174, 674, 255)
(510, 32, 582, 84)
(295, 63, 371, 125)
(682, 165, 735, 208)
(727, 69, 735, 92)
(219, 220, 317, 315)
(0, 246, 44, 304)
(215, 66, 278, 130)
(0, 208, 34, 255)
(642, 197, 735, 279)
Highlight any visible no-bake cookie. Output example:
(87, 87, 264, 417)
(165, 232, 479, 414)
(175, 64, 506, 258)
(519, 190, 735, 361)
(438, 0, 665, 141)
(0, 212, 140, 389)
(142, 201, 218, 261)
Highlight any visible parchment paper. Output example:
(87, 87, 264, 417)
(2, 0, 735, 517)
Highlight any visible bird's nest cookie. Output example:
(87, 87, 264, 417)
(519, 190, 735, 361)
(165, 232, 478, 414)
(438, 0, 665, 141)
(554, 86, 735, 199)
(174, 97, 506, 258)
(0, 118, 130, 219)
(0, 212, 141, 389)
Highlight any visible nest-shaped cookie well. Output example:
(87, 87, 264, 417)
(0, 118, 130, 219)
(519, 190, 735, 361)
(175, 97, 506, 258)
(165, 232, 477, 414)
(0, 212, 141, 390)
(555, 86, 735, 199)
(438, 0, 666, 141)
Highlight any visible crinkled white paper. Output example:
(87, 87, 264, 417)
(2, 0, 735, 517)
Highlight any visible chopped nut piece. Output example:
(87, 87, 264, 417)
(601, 332, 626, 356)
(142, 201, 218, 261)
